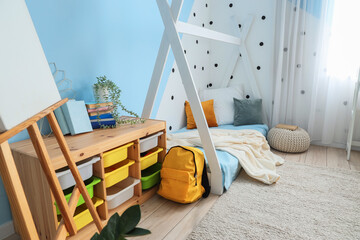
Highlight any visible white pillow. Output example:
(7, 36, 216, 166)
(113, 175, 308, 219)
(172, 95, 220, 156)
(198, 86, 244, 125)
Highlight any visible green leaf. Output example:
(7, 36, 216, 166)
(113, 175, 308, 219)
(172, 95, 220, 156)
(100, 213, 121, 239)
(117, 235, 127, 240)
(120, 205, 141, 234)
(91, 232, 104, 240)
(124, 227, 151, 237)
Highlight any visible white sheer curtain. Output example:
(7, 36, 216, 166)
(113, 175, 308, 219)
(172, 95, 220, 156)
(272, 0, 360, 148)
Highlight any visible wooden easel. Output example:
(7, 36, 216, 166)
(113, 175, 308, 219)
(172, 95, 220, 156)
(0, 99, 103, 239)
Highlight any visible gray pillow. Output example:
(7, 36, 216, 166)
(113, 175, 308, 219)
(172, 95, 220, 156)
(233, 98, 263, 126)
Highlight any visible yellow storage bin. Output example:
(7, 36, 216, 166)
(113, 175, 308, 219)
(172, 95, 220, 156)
(140, 147, 163, 170)
(103, 142, 134, 168)
(104, 159, 135, 188)
(58, 197, 103, 232)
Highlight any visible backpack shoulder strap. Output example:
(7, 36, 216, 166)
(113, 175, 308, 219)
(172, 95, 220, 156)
(201, 158, 211, 198)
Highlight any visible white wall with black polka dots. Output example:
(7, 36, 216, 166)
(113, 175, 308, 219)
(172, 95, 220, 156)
(157, 0, 277, 132)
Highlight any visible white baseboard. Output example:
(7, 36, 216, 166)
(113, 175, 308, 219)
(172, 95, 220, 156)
(0, 221, 15, 239)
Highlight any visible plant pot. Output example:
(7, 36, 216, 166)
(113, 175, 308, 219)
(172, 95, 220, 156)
(93, 86, 109, 103)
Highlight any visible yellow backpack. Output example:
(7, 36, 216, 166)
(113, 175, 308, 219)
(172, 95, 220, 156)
(157, 146, 210, 203)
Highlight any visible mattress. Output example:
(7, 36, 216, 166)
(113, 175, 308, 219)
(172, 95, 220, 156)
(174, 124, 268, 190)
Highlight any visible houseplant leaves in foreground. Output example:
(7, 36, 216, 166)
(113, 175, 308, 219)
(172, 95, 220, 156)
(91, 204, 151, 240)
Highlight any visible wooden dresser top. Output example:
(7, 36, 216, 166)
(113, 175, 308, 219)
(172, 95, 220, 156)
(10, 119, 166, 169)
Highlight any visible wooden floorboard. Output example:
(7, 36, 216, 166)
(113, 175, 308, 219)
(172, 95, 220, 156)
(163, 194, 219, 240)
(285, 151, 307, 163)
(349, 150, 360, 171)
(139, 194, 167, 224)
(137, 199, 200, 240)
(305, 145, 327, 167)
(326, 147, 350, 169)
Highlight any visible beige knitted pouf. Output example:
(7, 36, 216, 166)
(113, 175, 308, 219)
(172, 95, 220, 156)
(268, 127, 310, 153)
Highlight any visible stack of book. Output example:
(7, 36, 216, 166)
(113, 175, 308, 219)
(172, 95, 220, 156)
(86, 102, 116, 129)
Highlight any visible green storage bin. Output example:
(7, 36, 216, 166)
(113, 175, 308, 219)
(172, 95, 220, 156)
(55, 176, 101, 215)
(141, 162, 162, 190)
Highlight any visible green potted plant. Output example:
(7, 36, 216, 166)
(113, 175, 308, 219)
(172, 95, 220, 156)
(91, 205, 151, 240)
(93, 75, 145, 127)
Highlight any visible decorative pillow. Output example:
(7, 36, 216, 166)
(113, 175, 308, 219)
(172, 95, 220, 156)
(185, 100, 218, 129)
(198, 86, 244, 125)
(233, 98, 263, 126)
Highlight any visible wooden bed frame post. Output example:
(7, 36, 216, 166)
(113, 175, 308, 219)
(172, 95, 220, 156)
(0, 99, 103, 239)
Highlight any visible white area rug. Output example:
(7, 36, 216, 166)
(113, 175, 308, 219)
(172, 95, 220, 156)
(188, 161, 360, 240)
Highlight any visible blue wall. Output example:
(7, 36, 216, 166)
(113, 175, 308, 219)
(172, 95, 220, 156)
(0, 0, 193, 227)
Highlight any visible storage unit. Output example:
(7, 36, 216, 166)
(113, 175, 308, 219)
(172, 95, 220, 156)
(56, 156, 100, 190)
(141, 163, 162, 190)
(58, 197, 104, 231)
(103, 142, 134, 168)
(104, 159, 135, 188)
(10, 119, 166, 239)
(54, 177, 101, 215)
(106, 177, 141, 209)
(140, 132, 163, 153)
(140, 147, 163, 170)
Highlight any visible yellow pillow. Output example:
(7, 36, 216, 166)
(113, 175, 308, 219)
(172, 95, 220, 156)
(185, 99, 218, 129)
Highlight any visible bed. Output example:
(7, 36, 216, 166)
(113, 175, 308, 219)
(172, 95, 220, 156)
(174, 124, 269, 190)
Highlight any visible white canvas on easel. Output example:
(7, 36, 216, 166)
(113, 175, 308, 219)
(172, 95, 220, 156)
(0, 0, 61, 132)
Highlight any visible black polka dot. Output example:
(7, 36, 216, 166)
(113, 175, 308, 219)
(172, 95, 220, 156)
(259, 42, 264, 46)
(209, 21, 213, 25)
(171, 95, 174, 100)
(207, 50, 210, 54)
(284, 47, 288, 52)
(172, 68, 175, 73)
(238, 24, 242, 28)
(214, 63, 218, 67)
(184, 50, 187, 54)
(209, 83, 213, 87)
(261, 15, 266, 20)
(257, 66, 261, 70)
(297, 64, 301, 68)
(193, 12, 196, 17)
(230, 75, 233, 79)
(205, 3, 208, 7)
(300, 90, 305, 94)
(202, 67, 204, 70)
(344, 101, 348, 106)
(246, 95, 250, 99)
(202, 23, 205, 27)
(169, 126, 172, 130)
(206, 84, 209, 88)
(239, 53, 242, 57)
(229, 3, 233, 7)
(194, 65, 196, 69)
(196, 40, 198, 44)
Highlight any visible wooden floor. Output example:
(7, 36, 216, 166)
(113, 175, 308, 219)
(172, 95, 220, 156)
(5, 145, 360, 240)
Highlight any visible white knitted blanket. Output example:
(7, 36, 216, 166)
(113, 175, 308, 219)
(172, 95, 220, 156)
(167, 129, 284, 184)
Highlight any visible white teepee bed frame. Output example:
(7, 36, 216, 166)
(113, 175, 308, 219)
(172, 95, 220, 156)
(142, 0, 276, 195)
